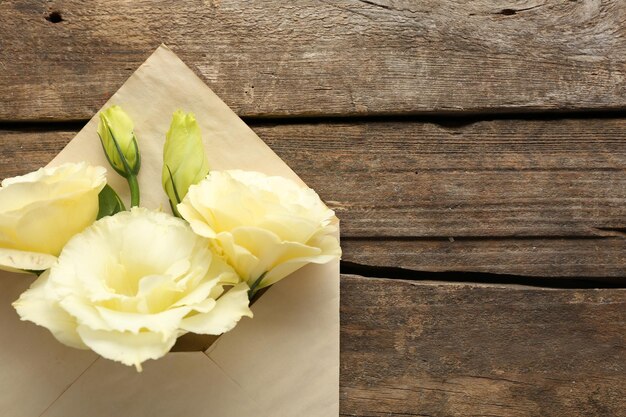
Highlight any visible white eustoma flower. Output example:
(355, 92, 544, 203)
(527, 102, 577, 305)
(13, 208, 252, 371)
(0, 162, 107, 272)
(178, 170, 341, 291)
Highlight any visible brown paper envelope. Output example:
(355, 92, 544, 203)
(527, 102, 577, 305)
(0, 45, 339, 417)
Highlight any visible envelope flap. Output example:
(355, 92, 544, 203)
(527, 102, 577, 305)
(2, 45, 339, 417)
(40, 354, 262, 417)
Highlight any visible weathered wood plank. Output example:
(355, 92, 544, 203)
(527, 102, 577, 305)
(258, 118, 626, 239)
(343, 238, 626, 281)
(0, 128, 70, 175)
(1, 118, 624, 280)
(1, 1, 625, 120)
(340, 274, 626, 417)
(2, 118, 625, 237)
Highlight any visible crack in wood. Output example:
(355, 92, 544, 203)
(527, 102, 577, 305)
(357, 0, 392, 11)
(593, 227, 626, 238)
(343, 234, 626, 242)
(340, 261, 626, 289)
(496, 5, 543, 16)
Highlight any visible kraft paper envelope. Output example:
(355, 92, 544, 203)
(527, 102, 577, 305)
(0, 45, 339, 417)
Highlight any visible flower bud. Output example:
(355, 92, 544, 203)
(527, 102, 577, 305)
(162, 110, 210, 215)
(97, 105, 140, 178)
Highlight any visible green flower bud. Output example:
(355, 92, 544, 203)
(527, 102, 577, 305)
(162, 110, 210, 216)
(97, 105, 140, 178)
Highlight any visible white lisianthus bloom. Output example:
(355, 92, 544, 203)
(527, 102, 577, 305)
(178, 170, 341, 291)
(0, 162, 107, 272)
(13, 208, 252, 371)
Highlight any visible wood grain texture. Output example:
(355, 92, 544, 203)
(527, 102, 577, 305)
(1, 0, 626, 121)
(1, 118, 624, 280)
(343, 238, 626, 281)
(3, 118, 625, 238)
(340, 274, 626, 417)
(257, 118, 626, 239)
(0, 128, 70, 176)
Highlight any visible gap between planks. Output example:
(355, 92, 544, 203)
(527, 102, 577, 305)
(3, 109, 626, 129)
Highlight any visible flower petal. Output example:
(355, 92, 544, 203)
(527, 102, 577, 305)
(179, 282, 252, 335)
(223, 227, 325, 286)
(94, 305, 191, 337)
(77, 325, 177, 371)
(13, 272, 86, 349)
(0, 248, 57, 272)
(215, 231, 260, 282)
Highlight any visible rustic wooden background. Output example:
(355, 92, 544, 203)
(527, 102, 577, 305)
(1, 1, 625, 416)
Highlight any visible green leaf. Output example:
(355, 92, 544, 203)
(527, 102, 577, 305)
(166, 165, 182, 217)
(247, 271, 267, 300)
(97, 184, 126, 220)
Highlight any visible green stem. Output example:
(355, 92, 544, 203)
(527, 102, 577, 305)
(128, 174, 140, 207)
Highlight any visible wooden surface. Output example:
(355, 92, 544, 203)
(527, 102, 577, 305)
(341, 275, 626, 417)
(1, 1, 625, 416)
(1, 1, 626, 120)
